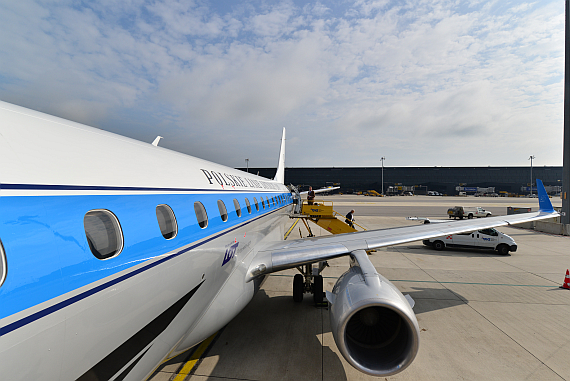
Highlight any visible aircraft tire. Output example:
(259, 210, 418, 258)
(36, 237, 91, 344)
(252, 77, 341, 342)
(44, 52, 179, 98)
(293, 274, 304, 302)
(313, 275, 323, 305)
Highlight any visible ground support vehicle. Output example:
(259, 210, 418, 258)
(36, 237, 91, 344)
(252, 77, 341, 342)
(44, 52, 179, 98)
(423, 228, 517, 255)
(447, 206, 492, 219)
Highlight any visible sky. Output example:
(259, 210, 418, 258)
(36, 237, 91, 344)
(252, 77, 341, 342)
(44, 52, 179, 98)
(0, 0, 565, 169)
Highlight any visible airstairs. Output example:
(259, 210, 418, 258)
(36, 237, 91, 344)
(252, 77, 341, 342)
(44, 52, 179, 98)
(285, 200, 366, 238)
(285, 187, 368, 306)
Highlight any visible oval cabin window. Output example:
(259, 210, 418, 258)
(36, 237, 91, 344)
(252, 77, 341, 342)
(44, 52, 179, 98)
(245, 198, 252, 214)
(233, 199, 242, 217)
(0, 240, 6, 288)
(194, 202, 208, 228)
(84, 210, 124, 260)
(217, 200, 228, 222)
(156, 204, 177, 239)
(253, 197, 260, 211)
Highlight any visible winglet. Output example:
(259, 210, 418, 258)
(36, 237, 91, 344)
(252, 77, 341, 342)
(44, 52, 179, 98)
(274, 128, 286, 184)
(536, 179, 554, 213)
(151, 136, 163, 146)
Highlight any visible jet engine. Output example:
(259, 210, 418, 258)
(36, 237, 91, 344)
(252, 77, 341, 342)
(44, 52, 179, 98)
(327, 251, 420, 376)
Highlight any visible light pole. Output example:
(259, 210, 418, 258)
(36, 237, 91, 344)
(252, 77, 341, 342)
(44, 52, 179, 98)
(245, 158, 249, 173)
(380, 157, 386, 196)
(529, 155, 535, 196)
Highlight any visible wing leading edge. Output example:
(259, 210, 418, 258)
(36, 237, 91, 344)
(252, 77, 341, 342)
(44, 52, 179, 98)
(247, 179, 558, 280)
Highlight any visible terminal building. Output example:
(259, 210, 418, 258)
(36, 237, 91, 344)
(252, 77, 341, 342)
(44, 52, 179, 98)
(242, 166, 563, 196)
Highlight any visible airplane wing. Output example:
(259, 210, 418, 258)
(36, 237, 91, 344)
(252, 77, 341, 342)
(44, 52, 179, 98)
(406, 216, 453, 224)
(299, 186, 340, 195)
(248, 179, 557, 279)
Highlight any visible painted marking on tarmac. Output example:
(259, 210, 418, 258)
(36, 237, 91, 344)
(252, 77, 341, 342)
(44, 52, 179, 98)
(173, 333, 218, 381)
(284, 218, 300, 240)
(390, 279, 558, 288)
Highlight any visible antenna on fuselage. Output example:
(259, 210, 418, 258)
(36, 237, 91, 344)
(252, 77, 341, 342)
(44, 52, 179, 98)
(151, 136, 163, 146)
(274, 127, 286, 184)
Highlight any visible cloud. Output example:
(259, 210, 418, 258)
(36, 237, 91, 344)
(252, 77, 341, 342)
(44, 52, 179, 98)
(0, 0, 563, 168)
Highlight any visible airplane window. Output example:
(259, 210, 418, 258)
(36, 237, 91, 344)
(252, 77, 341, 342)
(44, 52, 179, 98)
(84, 210, 124, 260)
(194, 202, 208, 228)
(245, 198, 252, 214)
(253, 197, 260, 211)
(0, 239, 6, 288)
(233, 199, 242, 217)
(261, 198, 265, 209)
(217, 200, 228, 222)
(156, 204, 178, 239)
(272, 197, 275, 206)
(266, 196, 270, 207)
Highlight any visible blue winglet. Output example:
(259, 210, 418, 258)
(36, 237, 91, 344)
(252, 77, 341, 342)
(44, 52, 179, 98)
(536, 179, 554, 213)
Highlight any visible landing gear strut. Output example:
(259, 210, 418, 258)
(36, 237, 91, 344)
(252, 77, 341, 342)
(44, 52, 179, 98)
(292, 261, 327, 305)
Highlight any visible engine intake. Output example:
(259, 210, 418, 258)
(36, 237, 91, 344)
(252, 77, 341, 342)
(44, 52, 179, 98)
(328, 251, 420, 376)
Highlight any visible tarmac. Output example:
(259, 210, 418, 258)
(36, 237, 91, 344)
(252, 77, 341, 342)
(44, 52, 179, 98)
(149, 195, 570, 381)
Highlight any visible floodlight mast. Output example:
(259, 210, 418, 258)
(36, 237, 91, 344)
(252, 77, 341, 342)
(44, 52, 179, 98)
(380, 157, 386, 196)
(529, 155, 535, 196)
(560, 0, 570, 224)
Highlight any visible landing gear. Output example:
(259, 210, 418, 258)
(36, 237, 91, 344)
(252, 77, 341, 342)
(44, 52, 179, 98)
(313, 275, 323, 304)
(293, 274, 304, 302)
(292, 262, 327, 305)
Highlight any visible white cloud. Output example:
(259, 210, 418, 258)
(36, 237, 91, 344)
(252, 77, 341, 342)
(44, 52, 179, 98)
(0, 0, 563, 167)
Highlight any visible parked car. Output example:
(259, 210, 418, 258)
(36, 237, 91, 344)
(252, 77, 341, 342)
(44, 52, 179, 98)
(447, 206, 492, 219)
(423, 228, 516, 255)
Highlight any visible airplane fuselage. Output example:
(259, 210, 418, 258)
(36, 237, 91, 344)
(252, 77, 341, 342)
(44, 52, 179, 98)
(0, 101, 292, 380)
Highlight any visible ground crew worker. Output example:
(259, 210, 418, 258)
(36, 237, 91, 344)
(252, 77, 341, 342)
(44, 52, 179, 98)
(307, 186, 315, 205)
(345, 209, 355, 228)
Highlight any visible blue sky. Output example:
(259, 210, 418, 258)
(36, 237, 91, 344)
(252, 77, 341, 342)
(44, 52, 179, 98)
(0, 0, 564, 168)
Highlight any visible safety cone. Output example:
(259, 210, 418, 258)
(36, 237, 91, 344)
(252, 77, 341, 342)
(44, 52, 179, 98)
(560, 269, 570, 290)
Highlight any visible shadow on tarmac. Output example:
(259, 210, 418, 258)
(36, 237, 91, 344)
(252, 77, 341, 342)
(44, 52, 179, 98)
(405, 287, 466, 314)
(184, 289, 346, 381)
(399, 244, 511, 258)
(152, 283, 467, 380)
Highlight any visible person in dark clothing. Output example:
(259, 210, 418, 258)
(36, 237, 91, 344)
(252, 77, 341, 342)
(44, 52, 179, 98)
(307, 186, 316, 205)
(345, 209, 355, 228)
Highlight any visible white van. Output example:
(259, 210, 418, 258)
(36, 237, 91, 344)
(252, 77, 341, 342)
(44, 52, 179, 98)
(423, 228, 517, 255)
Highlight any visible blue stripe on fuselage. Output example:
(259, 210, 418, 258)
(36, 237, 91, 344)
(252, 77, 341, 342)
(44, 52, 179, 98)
(0, 190, 292, 325)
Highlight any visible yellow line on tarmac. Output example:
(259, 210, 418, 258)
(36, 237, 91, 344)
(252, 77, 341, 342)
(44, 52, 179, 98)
(173, 333, 217, 381)
(284, 218, 300, 240)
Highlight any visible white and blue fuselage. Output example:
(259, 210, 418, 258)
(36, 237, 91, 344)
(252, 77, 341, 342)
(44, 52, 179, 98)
(0, 101, 292, 380)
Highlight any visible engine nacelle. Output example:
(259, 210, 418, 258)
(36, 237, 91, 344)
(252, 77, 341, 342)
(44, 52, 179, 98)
(328, 251, 420, 376)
